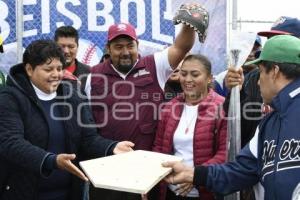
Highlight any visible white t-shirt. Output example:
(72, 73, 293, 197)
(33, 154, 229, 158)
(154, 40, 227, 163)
(169, 104, 200, 197)
(84, 48, 172, 98)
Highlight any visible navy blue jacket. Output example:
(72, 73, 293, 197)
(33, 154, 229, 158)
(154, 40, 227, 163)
(0, 64, 116, 200)
(195, 78, 300, 200)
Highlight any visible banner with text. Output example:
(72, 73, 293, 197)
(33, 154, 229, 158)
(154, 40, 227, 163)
(0, 0, 227, 74)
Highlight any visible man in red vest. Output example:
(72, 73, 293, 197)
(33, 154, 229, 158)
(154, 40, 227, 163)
(86, 3, 209, 199)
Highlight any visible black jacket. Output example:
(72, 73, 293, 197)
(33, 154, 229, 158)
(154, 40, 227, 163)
(74, 59, 90, 92)
(0, 63, 116, 200)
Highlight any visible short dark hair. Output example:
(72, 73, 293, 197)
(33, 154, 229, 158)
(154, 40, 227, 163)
(182, 54, 212, 75)
(54, 26, 79, 45)
(261, 61, 300, 80)
(23, 39, 66, 70)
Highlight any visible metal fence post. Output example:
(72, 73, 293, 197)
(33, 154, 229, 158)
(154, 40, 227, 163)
(16, 0, 23, 63)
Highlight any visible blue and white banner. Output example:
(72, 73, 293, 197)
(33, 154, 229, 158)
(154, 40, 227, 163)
(0, 0, 227, 74)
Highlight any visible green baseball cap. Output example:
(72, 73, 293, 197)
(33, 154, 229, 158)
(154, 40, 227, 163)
(245, 35, 300, 65)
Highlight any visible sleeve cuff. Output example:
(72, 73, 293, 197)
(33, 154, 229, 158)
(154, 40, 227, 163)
(41, 153, 57, 177)
(193, 165, 208, 188)
(105, 141, 118, 156)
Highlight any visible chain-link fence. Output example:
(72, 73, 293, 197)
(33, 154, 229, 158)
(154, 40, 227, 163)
(0, 0, 227, 74)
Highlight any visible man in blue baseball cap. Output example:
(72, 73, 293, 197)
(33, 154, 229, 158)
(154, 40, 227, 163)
(258, 16, 300, 38)
(163, 35, 300, 200)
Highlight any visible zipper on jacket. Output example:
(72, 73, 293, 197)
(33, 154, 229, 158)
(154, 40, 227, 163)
(272, 114, 282, 200)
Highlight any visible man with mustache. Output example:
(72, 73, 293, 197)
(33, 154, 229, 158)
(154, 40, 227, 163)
(86, 4, 207, 198)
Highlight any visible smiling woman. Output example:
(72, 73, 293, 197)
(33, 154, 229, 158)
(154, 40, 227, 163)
(22, 40, 65, 94)
(152, 54, 228, 200)
(0, 39, 134, 200)
(179, 54, 213, 105)
(25, 59, 63, 94)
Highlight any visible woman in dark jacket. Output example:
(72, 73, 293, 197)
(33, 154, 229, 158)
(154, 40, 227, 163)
(153, 54, 227, 200)
(0, 40, 133, 200)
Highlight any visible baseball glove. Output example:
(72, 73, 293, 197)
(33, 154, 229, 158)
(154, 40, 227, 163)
(173, 3, 209, 43)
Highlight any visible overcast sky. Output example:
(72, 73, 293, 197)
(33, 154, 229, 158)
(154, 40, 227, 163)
(237, 0, 300, 33)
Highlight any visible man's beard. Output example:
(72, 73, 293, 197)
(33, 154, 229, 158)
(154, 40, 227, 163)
(117, 55, 134, 73)
(118, 64, 133, 73)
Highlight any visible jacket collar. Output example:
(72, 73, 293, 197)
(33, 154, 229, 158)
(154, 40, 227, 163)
(7, 63, 38, 100)
(271, 78, 300, 113)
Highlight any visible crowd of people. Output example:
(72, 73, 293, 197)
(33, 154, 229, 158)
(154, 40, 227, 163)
(1, 2, 300, 200)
